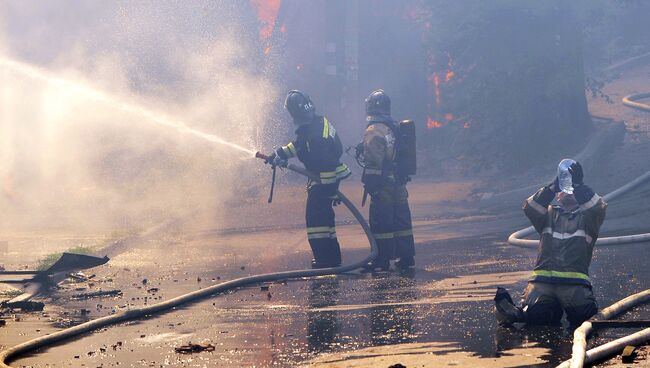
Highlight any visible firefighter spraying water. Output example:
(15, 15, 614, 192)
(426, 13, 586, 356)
(257, 90, 351, 269)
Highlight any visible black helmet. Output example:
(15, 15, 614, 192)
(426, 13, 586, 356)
(365, 89, 391, 117)
(285, 90, 315, 124)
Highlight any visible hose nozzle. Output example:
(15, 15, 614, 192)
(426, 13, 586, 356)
(255, 151, 270, 161)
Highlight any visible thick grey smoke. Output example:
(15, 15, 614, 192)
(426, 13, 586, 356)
(0, 2, 277, 234)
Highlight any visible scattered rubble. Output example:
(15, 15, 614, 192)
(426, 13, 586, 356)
(4, 300, 45, 312)
(70, 289, 122, 300)
(174, 342, 215, 354)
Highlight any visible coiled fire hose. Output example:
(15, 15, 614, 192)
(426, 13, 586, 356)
(0, 157, 378, 368)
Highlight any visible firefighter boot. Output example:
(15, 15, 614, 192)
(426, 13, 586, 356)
(494, 287, 525, 326)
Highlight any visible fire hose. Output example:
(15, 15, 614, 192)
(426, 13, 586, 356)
(557, 289, 650, 368)
(0, 154, 378, 368)
(623, 92, 650, 112)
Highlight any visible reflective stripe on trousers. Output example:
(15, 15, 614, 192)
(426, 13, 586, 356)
(306, 183, 342, 266)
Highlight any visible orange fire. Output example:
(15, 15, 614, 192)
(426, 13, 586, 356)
(249, 0, 281, 40)
(463, 122, 471, 129)
(263, 46, 271, 55)
(445, 70, 455, 82)
(444, 113, 454, 121)
(427, 117, 443, 129)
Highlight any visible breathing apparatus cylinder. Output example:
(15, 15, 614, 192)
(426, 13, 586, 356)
(396, 119, 417, 178)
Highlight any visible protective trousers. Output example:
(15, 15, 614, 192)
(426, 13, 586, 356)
(306, 183, 342, 268)
(369, 180, 415, 266)
(522, 282, 598, 327)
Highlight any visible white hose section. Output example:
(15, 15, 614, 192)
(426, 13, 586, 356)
(623, 93, 650, 112)
(562, 289, 650, 368)
(558, 327, 650, 368)
(0, 162, 378, 368)
(508, 170, 650, 247)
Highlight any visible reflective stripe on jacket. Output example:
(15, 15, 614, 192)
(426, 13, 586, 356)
(276, 115, 350, 184)
(523, 185, 607, 285)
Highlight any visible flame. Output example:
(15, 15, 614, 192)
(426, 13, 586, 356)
(250, 0, 281, 40)
(445, 70, 455, 82)
(263, 46, 271, 55)
(427, 117, 443, 129)
(463, 122, 471, 129)
(444, 113, 454, 121)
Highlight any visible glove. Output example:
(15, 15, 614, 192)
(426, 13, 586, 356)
(363, 175, 382, 196)
(569, 162, 584, 186)
(548, 177, 560, 193)
(264, 152, 287, 167)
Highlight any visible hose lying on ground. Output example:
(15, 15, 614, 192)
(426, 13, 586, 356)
(623, 92, 650, 112)
(559, 289, 650, 368)
(0, 162, 377, 368)
(508, 170, 650, 247)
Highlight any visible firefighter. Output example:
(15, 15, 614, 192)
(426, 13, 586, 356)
(265, 90, 351, 269)
(495, 160, 607, 327)
(361, 89, 415, 271)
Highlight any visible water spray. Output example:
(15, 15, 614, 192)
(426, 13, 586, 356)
(0, 56, 256, 157)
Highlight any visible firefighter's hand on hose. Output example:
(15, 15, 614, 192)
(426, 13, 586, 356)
(264, 152, 287, 167)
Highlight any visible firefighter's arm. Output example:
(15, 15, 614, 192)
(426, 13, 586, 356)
(575, 184, 607, 238)
(362, 127, 386, 194)
(276, 140, 298, 160)
(522, 186, 554, 233)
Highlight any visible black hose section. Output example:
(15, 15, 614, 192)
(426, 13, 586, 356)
(0, 163, 377, 367)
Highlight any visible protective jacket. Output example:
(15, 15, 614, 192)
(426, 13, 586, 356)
(362, 118, 398, 185)
(523, 184, 607, 286)
(361, 117, 415, 269)
(276, 115, 350, 184)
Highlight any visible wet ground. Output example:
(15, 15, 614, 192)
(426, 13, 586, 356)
(2, 65, 650, 368)
(2, 178, 650, 368)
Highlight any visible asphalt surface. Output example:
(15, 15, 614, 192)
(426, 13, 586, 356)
(2, 177, 650, 367)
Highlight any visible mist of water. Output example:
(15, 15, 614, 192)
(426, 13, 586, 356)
(0, 57, 257, 157)
(0, 3, 278, 238)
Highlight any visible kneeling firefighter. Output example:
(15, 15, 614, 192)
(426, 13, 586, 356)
(359, 89, 416, 271)
(265, 90, 351, 268)
(495, 160, 607, 327)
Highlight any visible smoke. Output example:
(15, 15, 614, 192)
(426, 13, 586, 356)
(0, 2, 277, 234)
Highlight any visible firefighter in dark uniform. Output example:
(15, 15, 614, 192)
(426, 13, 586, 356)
(495, 160, 607, 327)
(266, 90, 351, 268)
(361, 89, 415, 271)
